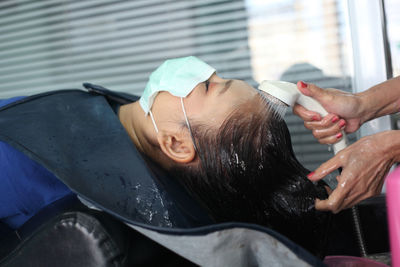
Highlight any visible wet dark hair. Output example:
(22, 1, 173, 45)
(170, 94, 331, 257)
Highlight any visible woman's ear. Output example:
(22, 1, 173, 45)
(157, 131, 196, 163)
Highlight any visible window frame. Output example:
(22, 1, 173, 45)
(347, 0, 393, 137)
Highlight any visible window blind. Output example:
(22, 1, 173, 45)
(0, 0, 250, 97)
(0, 0, 353, 171)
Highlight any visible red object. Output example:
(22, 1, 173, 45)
(324, 255, 389, 267)
(299, 81, 308, 88)
(312, 115, 320, 121)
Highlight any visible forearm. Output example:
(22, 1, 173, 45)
(357, 76, 400, 124)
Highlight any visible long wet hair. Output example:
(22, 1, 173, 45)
(170, 94, 331, 257)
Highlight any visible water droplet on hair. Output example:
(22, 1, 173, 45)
(258, 163, 263, 170)
(240, 160, 246, 171)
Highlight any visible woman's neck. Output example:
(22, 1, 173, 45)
(118, 102, 146, 153)
(118, 101, 179, 170)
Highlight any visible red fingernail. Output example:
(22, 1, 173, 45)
(332, 116, 339, 123)
(339, 120, 346, 128)
(312, 115, 320, 121)
(336, 133, 343, 139)
(299, 81, 308, 88)
(307, 172, 315, 178)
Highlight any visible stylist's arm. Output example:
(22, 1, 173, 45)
(293, 76, 400, 213)
(309, 131, 400, 213)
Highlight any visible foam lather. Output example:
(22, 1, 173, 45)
(259, 80, 347, 154)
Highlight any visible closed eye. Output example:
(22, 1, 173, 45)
(204, 80, 210, 92)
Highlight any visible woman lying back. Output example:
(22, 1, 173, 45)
(119, 56, 330, 257)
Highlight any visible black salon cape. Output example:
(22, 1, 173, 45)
(0, 84, 324, 267)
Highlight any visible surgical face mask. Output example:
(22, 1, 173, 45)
(139, 56, 215, 136)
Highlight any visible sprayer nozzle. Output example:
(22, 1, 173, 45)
(257, 87, 289, 118)
(258, 80, 300, 107)
(259, 91, 289, 107)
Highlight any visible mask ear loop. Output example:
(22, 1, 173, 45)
(180, 97, 199, 153)
(149, 110, 159, 133)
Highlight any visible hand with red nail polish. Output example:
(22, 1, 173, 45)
(308, 130, 400, 213)
(293, 81, 364, 145)
(297, 76, 400, 213)
(295, 112, 348, 145)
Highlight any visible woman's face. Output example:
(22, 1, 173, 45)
(152, 74, 258, 130)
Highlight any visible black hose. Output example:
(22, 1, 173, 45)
(337, 167, 367, 257)
(351, 206, 368, 257)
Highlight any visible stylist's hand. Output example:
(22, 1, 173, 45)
(308, 131, 400, 213)
(293, 81, 363, 144)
